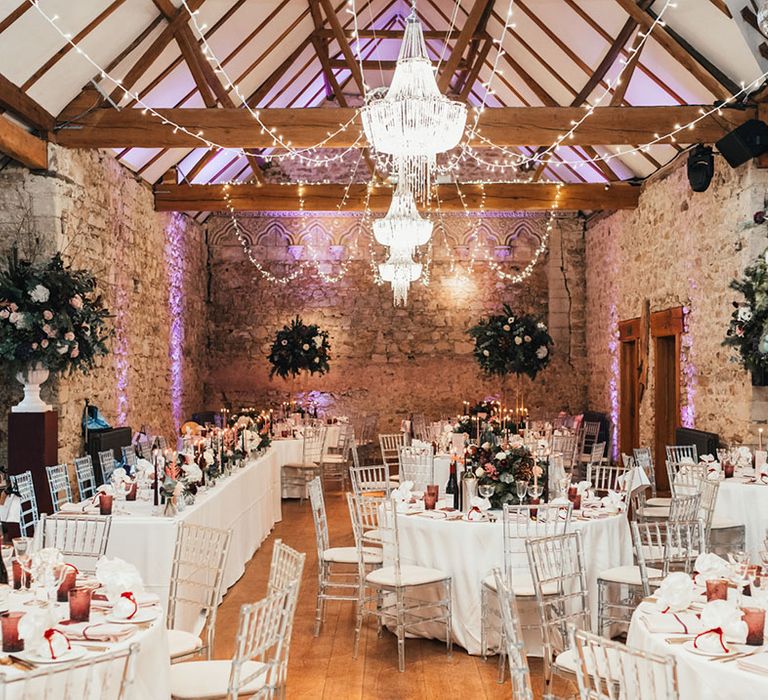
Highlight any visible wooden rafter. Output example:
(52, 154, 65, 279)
(436, 0, 493, 93)
(154, 182, 640, 212)
(0, 116, 47, 170)
(318, 0, 365, 93)
(0, 72, 55, 132)
(458, 37, 492, 101)
(709, 0, 732, 17)
(314, 28, 488, 40)
(0, 2, 32, 35)
(610, 28, 645, 107)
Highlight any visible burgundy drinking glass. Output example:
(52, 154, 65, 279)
(125, 482, 137, 501)
(1, 612, 24, 652)
(68, 587, 92, 622)
(724, 463, 735, 479)
(99, 493, 113, 516)
(706, 578, 729, 602)
(743, 607, 766, 646)
(57, 567, 77, 603)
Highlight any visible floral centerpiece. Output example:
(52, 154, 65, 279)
(724, 251, 768, 384)
(267, 316, 330, 380)
(468, 305, 553, 380)
(0, 248, 111, 411)
(475, 438, 546, 508)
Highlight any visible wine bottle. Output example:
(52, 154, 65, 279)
(446, 458, 458, 510)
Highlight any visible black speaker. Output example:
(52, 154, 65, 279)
(716, 119, 768, 167)
(687, 145, 714, 192)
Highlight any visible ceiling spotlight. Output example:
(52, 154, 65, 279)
(687, 144, 714, 193)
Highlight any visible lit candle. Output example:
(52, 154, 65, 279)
(760, 428, 764, 452)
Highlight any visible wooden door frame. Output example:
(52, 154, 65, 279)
(618, 317, 640, 459)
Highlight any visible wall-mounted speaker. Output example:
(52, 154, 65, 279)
(716, 118, 768, 168)
(687, 145, 714, 192)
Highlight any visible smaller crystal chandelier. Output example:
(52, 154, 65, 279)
(379, 246, 422, 307)
(360, 7, 467, 201)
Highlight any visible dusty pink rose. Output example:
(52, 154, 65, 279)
(0, 309, 8, 319)
(69, 295, 83, 309)
(42, 310, 53, 320)
(42, 324, 55, 337)
(31, 342, 38, 350)
(9, 303, 17, 312)
(41, 339, 49, 348)
(64, 331, 75, 341)
(70, 347, 79, 358)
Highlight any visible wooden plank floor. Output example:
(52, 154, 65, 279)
(209, 488, 572, 699)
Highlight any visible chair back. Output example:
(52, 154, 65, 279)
(40, 514, 111, 575)
(0, 643, 139, 700)
(156, 435, 168, 451)
(98, 450, 116, 485)
(399, 445, 434, 491)
(166, 523, 232, 651)
(411, 413, 428, 441)
(45, 464, 72, 513)
(11, 471, 38, 537)
(579, 421, 601, 457)
(525, 532, 590, 662)
(267, 539, 306, 596)
(492, 567, 534, 700)
(302, 426, 326, 464)
(570, 627, 679, 700)
(588, 441, 605, 468)
(136, 437, 152, 459)
(501, 503, 572, 583)
(121, 445, 137, 471)
(349, 464, 392, 496)
(552, 433, 578, 471)
(348, 493, 389, 583)
(633, 447, 657, 497)
(308, 477, 330, 561)
(668, 492, 702, 523)
(74, 456, 97, 500)
(379, 433, 404, 472)
(587, 462, 626, 496)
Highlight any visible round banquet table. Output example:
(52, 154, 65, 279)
(395, 509, 632, 655)
(714, 473, 768, 559)
(1, 590, 169, 699)
(627, 601, 768, 699)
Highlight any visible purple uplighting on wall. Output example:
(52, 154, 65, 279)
(608, 304, 620, 461)
(681, 301, 697, 429)
(165, 213, 186, 433)
(114, 281, 129, 425)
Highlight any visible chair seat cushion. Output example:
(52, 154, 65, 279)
(481, 572, 559, 598)
(323, 546, 382, 564)
(283, 463, 319, 471)
(646, 497, 671, 507)
(389, 474, 400, 483)
(168, 629, 204, 660)
(638, 506, 669, 519)
(711, 519, 745, 531)
(598, 565, 663, 586)
(366, 564, 448, 587)
(554, 647, 578, 674)
(170, 660, 267, 699)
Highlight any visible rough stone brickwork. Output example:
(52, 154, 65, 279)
(205, 211, 587, 430)
(586, 157, 768, 447)
(0, 145, 208, 465)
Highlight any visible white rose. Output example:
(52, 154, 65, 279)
(495, 451, 507, 461)
(536, 346, 548, 359)
(0, 309, 8, 319)
(302, 344, 310, 351)
(481, 442, 492, 450)
(56, 343, 68, 354)
(28, 284, 49, 303)
(524, 335, 532, 343)
(737, 306, 753, 322)
(503, 324, 510, 331)
(475, 466, 485, 478)
(537, 322, 547, 330)
(314, 357, 320, 363)
(507, 316, 514, 324)
(482, 349, 490, 356)
(514, 336, 523, 345)
(313, 335, 323, 347)
(8, 312, 19, 324)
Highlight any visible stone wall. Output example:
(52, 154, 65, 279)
(0, 145, 208, 465)
(205, 211, 587, 430)
(586, 157, 768, 449)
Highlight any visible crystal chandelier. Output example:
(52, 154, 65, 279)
(379, 246, 422, 307)
(360, 7, 467, 201)
(373, 181, 433, 250)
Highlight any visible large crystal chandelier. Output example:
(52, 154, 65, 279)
(379, 247, 422, 307)
(360, 7, 467, 201)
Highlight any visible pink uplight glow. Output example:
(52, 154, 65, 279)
(165, 213, 186, 433)
(681, 301, 697, 428)
(609, 304, 620, 461)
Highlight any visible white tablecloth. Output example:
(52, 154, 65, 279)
(3, 591, 169, 699)
(714, 475, 768, 558)
(106, 444, 290, 610)
(628, 601, 768, 699)
(396, 510, 632, 655)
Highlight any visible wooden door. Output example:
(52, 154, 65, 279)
(618, 319, 640, 459)
(652, 307, 683, 491)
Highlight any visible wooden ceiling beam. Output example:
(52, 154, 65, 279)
(0, 2, 32, 35)
(54, 105, 753, 149)
(436, 0, 493, 93)
(318, 0, 365, 93)
(313, 28, 489, 40)
(0, 116, 48, 170)
(0, 72, 55, 132)
(154, 182, 641, 212)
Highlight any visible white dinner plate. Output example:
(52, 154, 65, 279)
(461, 514, 489, 523)
(14, 645, 87, 665)
(106, 609, 157, 624)
(683, 640, 746, 657)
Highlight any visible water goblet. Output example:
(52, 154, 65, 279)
(11, 537, 32, 591)
(515, 480, 528, 503)
(478, 484, 495, 500)
(529, 483, 544, 501)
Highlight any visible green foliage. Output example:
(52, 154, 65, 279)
(0, 247, 111, 374)
(468, 304, 553, 380)
(475, 444, 546, 509)
(268, 316, 331, 380)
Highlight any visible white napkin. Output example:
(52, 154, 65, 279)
(95, 557, 145, 603)
(470, 495, 491, 512)
(655, 572, 697, 612)
(56, 621, 135, 642)
(736, 446, 753, 469)
(644, 611, 703, 634)
(600, 490, 626, 513)
(19, 610, 70, 659)
(756, 450, 768, 470)
(619, 466, 650, 493)
(694, 553, 732, 586)
(112, 592, 140, 620)
(59, 501, 100, 515)
(0, 494, 21, 523)
(694, 600, 747, 653)
(465, 507, 486, 521)
(699, 455, 721, 480)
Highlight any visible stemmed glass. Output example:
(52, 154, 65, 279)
(558, 476, 571, 499)
(529, 483, 544, 501)
(11, 537, 32, 590)
(478, 484, 495, 501)
(515, 480, 529, 504)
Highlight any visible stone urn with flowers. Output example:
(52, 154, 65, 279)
(0, 248, 111, 412)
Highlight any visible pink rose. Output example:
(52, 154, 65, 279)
(64, 331, 75, 341)
(42, 324, 55, 337)
(70, 347, 79, 358)
(31, 342, 38, 350)
(41, 339, 49, 348)
(9, 303, 17, 312)
(42, 310, 53, 321)
(0, 309, 8, 319)
(69, 295, 83, 309)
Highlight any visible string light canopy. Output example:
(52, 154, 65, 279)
(360, 7, 467, 202)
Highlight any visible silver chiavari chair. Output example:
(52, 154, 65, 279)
(136, 437, 153, 459)
(349, 464, 392, 496)
(398, 444, 434, 492)
(666, 444, 698, 467)
(411, 413, 428, 441)
(74, 456, 97, 500)
(11, 471, 38, 537)
(526, 532, 590, 697)
(309, 478, 381, 636)
(267, 539, 306, 596)
(98, 450, 116, 485)
(281, 426, 326, 504)
(552, 433, 578, 473)
(492, 568, 534, 700)
(45, 464, 72, 513)
(351, 495, 451, 672)
(578, 421, 601, 463)
(587, 460, 626, 496)
(320, 425, 353, 490)
(0, 642, 140, 699)
(632, 519, 706, 591)
(481, 502, 572, 682)
(166, 523, 232, 663)
(634, 447, 666, 505)
(379, 433, 404, 482)
(679, 475, 745, 555)
(121, 445, 137, 471)
(39, 513, 111, 575)
(570, 627, 679, 700)
(169, 579, 302, 700)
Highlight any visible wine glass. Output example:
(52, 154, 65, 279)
(11, 537, 32, 590)
(478, 484, 495, 500)
(515, 480, 528, 503)
(529, 483, 544, 501)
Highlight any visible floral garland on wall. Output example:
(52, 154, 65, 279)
(0, 248, 111, 374)
(468, 304, 553, 380)
(267, 316, 331, 379)
(724, 251, 768, 384)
